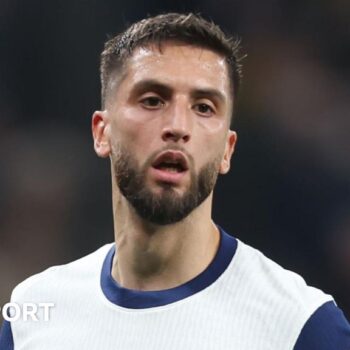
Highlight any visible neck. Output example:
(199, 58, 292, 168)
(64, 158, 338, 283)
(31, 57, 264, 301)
(111, 184, 219, 291)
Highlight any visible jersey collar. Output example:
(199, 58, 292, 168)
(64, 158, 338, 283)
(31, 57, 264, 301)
(100, 226, 237, 309)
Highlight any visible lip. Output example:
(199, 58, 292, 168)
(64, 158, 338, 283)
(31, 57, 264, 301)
(150, 150, 189, 185)
(149, 167, 188, 185)
(152, 150, 189, 171)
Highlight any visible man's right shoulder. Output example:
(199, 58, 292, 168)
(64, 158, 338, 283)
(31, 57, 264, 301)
(11, 243, 113, 304)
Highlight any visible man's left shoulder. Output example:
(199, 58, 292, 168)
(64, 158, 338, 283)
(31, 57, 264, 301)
(230, 239, 350, 348)
(232, 239, 333, 312)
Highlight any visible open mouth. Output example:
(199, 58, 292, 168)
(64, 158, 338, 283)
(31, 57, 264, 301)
(152, 151, 189, 173)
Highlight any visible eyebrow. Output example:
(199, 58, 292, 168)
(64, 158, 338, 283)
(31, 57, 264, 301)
(130, 80, 173, 99)
(190, 88, 226, 105)
(130, 79, 227, 105)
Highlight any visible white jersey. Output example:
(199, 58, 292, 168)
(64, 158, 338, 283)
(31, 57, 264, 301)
(1, 227, 350, 349)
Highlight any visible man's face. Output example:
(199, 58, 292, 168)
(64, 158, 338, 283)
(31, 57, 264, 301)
(93, 42, 237, 225)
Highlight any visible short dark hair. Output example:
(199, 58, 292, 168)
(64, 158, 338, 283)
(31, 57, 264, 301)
(100, 13, 243, 109)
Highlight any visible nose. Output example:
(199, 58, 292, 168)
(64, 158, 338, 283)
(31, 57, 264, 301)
(161, 97, 192, 143)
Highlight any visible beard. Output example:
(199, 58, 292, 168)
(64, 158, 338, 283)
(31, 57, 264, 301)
(112, 144, 221, 225)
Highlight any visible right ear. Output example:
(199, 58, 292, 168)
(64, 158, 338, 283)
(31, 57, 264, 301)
(92, 111, 111, 158)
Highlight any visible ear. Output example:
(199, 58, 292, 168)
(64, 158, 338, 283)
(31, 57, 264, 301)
(219, 130, 237, 174)
(91, 111, 111, 158)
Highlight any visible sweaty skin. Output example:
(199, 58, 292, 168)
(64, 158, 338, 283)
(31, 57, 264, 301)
(92, 42, 237, 291)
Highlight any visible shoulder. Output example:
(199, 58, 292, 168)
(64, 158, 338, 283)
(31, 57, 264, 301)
(232, 239, 333, 311)
(1, 244, 113, 350)
(11, 243, 113, 304)
(221, 238, 348, 347)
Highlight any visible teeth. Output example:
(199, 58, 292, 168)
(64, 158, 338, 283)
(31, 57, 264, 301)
(158, 164, 181, 172)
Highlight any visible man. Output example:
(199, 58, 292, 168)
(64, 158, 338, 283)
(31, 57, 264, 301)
(1, 12, 349, 349)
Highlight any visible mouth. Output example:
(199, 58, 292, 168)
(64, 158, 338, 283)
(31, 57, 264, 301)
(152, 150, 189, 173)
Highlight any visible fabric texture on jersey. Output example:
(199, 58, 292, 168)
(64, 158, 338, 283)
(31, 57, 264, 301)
(1, 227, 349, 349)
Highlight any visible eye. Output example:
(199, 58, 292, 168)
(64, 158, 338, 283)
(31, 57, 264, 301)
(140, 96, 164, 109)
(193, 103, 215, 117)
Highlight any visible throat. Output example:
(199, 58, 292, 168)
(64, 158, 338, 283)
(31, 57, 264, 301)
(111, 207, 219, 291)
(112, 225, 193, 291)
(113, 252, 183, 291)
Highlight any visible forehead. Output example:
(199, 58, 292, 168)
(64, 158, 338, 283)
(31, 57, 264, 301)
(120, 42, 231, 98)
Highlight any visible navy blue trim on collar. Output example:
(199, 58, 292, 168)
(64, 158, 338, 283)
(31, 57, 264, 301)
(100, 227, 237, 309)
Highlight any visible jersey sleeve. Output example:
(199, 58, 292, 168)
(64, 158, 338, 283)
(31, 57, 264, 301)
(0, 320, 14, 350)
(294, 301, 350, 350)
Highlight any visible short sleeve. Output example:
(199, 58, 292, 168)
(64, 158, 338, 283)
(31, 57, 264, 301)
(294, 301, 350, 349)
(0, 320, 14, 350)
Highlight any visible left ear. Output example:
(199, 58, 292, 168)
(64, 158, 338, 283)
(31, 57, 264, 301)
(219, 130, 237, 174)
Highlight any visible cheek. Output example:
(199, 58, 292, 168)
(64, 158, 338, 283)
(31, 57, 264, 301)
(110, 107, 160, 151)
(196, 119, 228, 154)
(197, 115, 229, 135)
(193, 135, 227, 175)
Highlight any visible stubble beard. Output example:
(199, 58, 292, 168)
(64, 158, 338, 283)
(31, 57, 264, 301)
(112, 144, 221, 225)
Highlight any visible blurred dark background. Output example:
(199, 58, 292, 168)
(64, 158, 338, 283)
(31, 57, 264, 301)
(1, 0, 349, 320)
